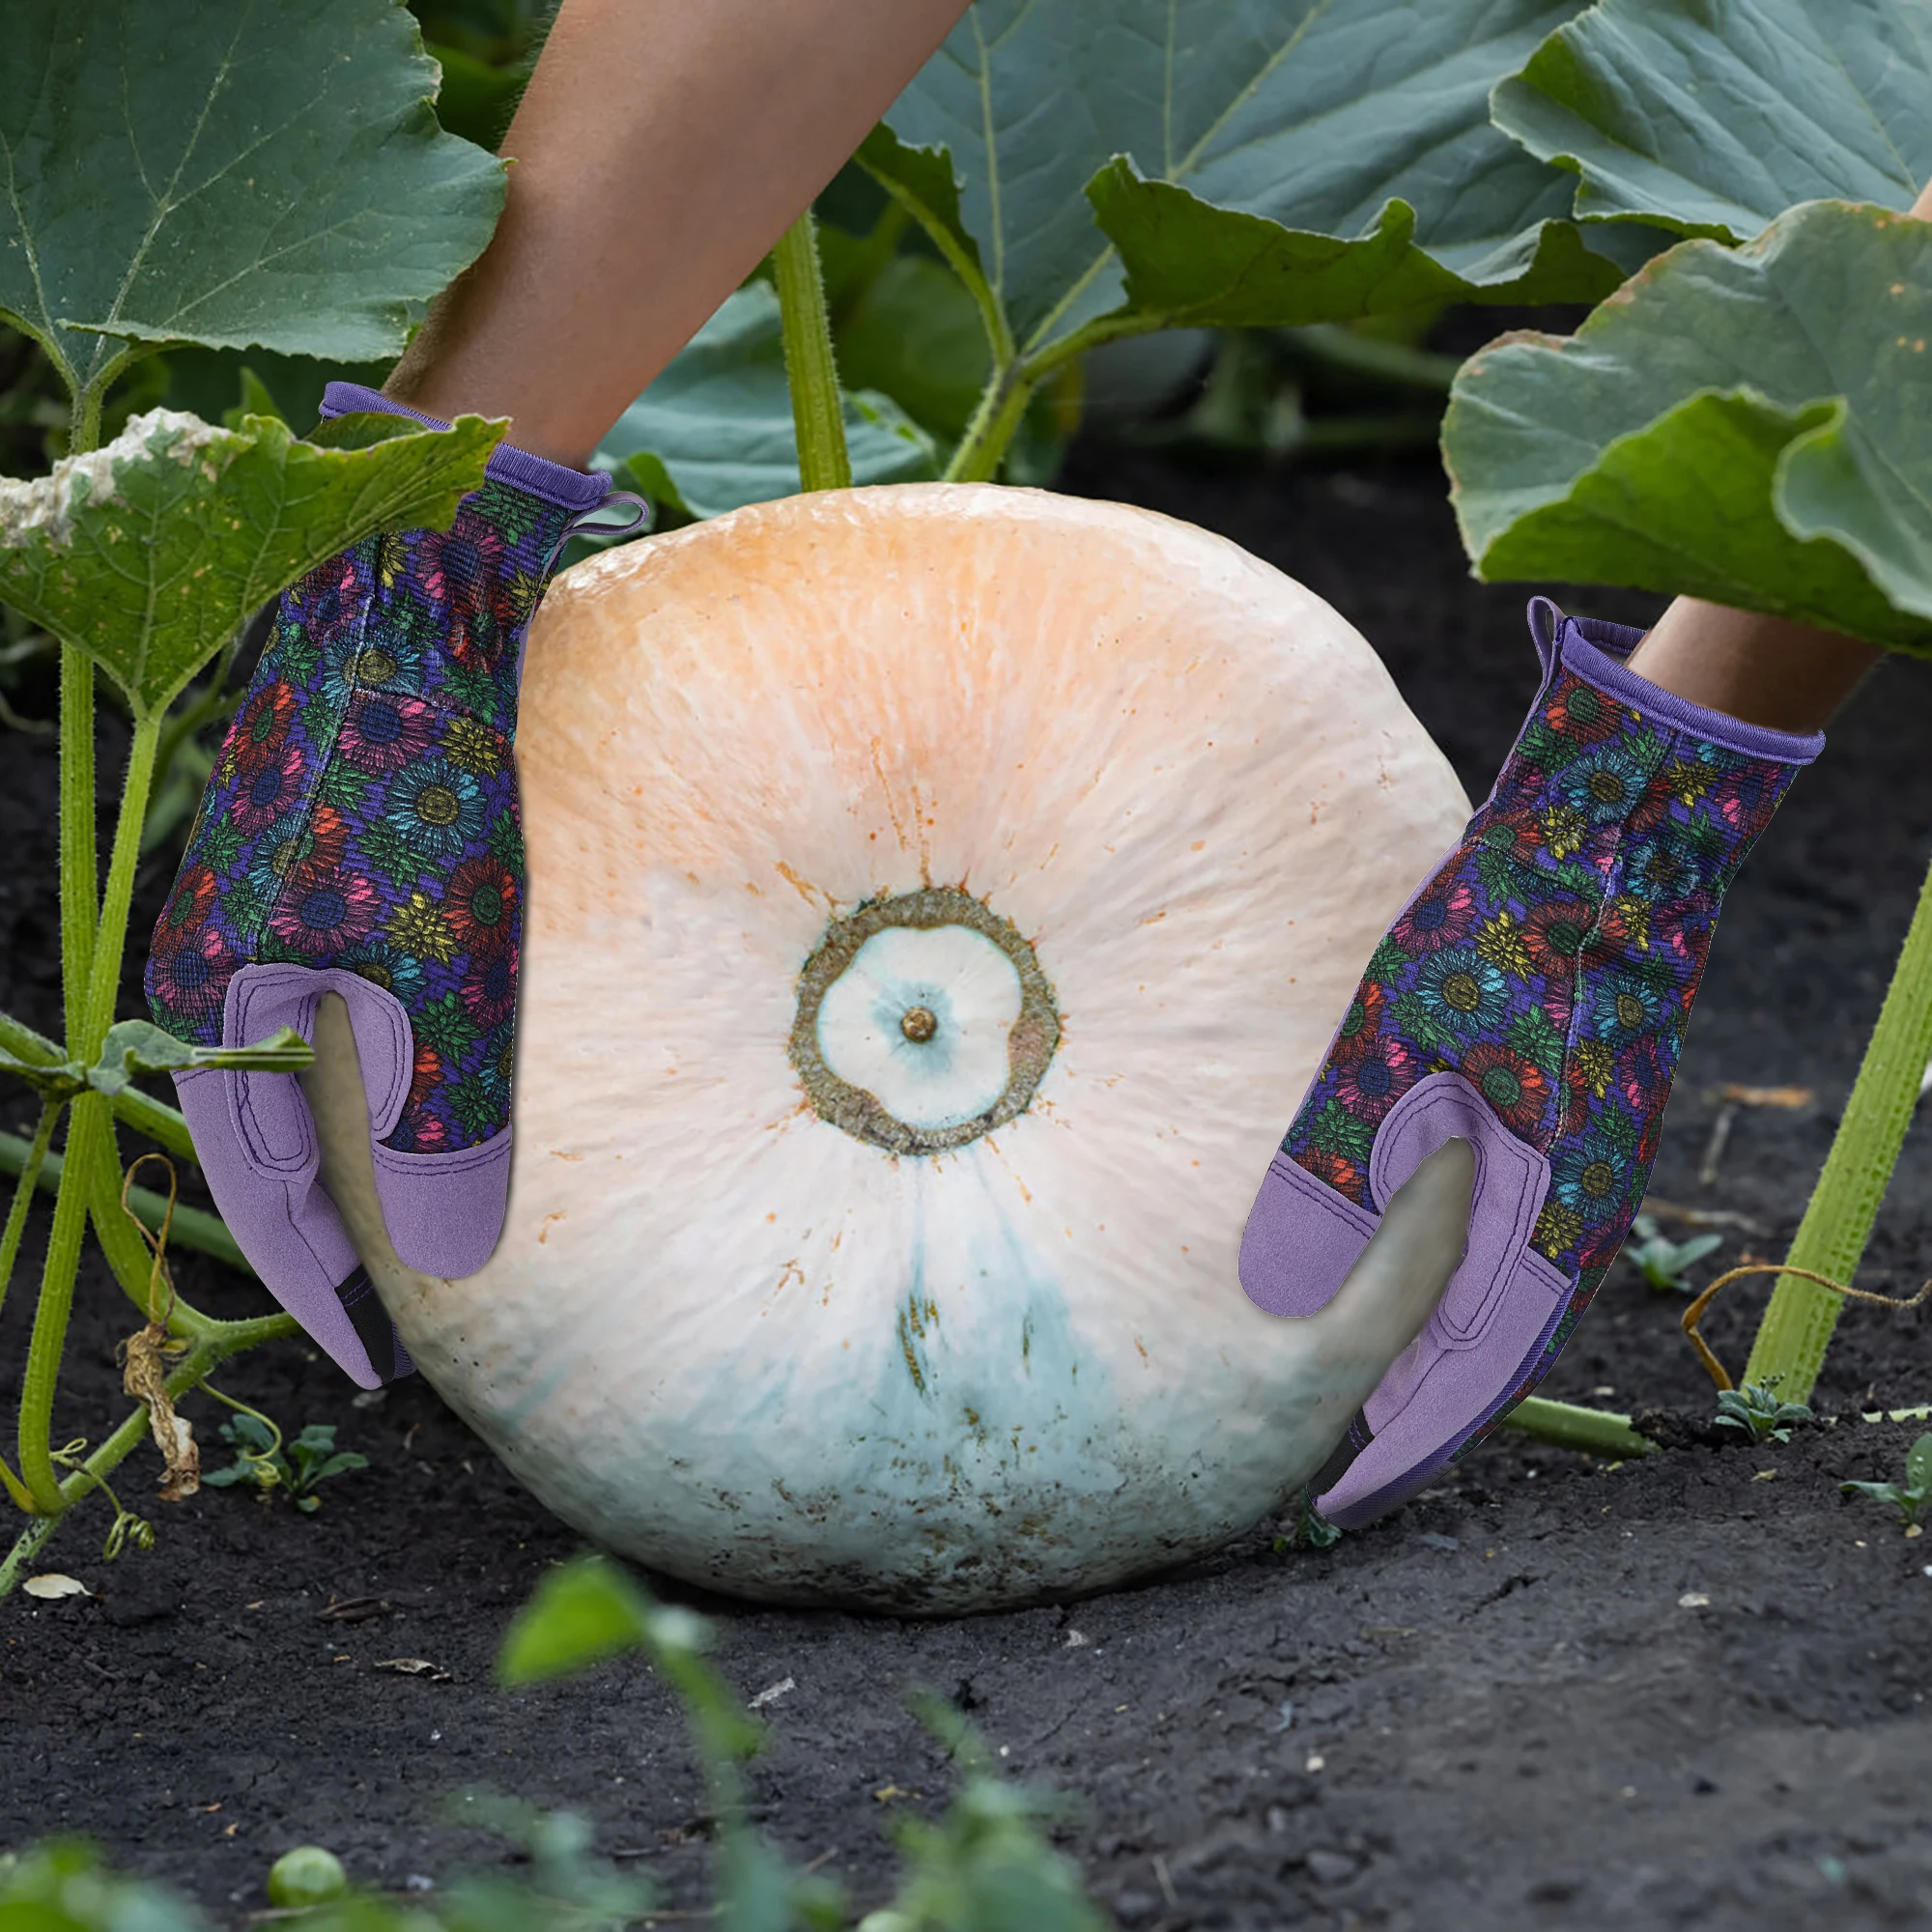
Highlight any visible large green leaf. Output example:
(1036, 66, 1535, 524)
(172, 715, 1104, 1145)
(835, 254, 992, 440)
(0, 0, 504, 401)
(1086, 170, 1637, 331)
(871, 0, 1628, 365)
(1443, 201, 1932, 652)
(596, 284, 937, 521)
(1493, 0, 1932, 242)
(0, 408, 501, 717)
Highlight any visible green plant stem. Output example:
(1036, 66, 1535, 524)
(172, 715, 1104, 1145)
(0, 1307, 296, 1592)
(76, 716, 175, 1317)
(16, 714, 164, 1514)
(0, 1010, 196, 1159)
(68, 379, 104, 463)
(827, 200, 913, 327)
(1501, 1395, 1658, 1459)
(57, 647, 97, 1053)
(79, 714, 160, 1053)
(0, 1103, 58, 1328)
(1746, 845, 1932, 1403)
(59, 378, 108, 1046)
(1280, 325, 1463, 393)
(946, 309, 1167, 483)
(772, 208, 851, 492)
(1023, 310, 1160, 387)
(856, 156, 1015, 374)
(0, 1025, 205, 1312)
(156, 655, 243, 779)
(0, 1130, 249, 1276)
(88, 1114, 174, 1316)
(944, 368, 1037, 484)
(0, 1509, 60, 1589)
(0, 1103, 58, 1514)
(144, 671, 238, 853)
(1291, 412, 1446, 454)
(15, 1101, 110, 1511)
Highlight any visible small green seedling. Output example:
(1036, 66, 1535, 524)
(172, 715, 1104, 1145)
(1839, 1433, 1932, 1529)
(1623, 1213, 1722, 1294)
(201, 1414, 368, 1512)
(265, 1846, 348, 1909)
(431, 1797, 662, 1929)
(1273, 1493, 1344, 1554)
(1714, 1380, 1813, 1445)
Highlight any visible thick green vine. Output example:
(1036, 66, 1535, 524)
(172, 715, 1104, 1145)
(1745, 846, 1932, 1404)
(772, 207, 852, 492)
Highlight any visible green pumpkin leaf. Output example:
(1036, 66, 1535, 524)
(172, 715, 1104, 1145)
(222, 367, 287, 433)
(306, 411, 438, 453)
(497, 1554, 656, 1688)
(0, 0, 505, 402)
(854, 123, 996, 341)
(1492, 0, 1932, 243)
(834, 253, 993, 440)
(1088, 169, 1644, 332)
(0, 1045, 84, 1103)
(596, 284, 937, 521)
(876, 0, 1636, 365)
(0, 408, 502, 718)
(1906, 1433, 1932, 1497)
(1443, 201, 1932, 652)
(87, 1020, 313, 1098)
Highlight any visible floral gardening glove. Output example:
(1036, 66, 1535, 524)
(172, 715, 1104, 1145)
(145, 384, 634, 1386)
(1239, 598, 1822, 1526)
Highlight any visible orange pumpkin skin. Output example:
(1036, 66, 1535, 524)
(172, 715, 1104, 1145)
(378, 484, 1473, 1612)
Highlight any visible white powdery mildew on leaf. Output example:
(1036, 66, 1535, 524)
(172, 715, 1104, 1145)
(0, 408, 229, 549)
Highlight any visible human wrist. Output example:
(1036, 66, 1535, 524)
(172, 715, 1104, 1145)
(1626, 596, 1880, 735)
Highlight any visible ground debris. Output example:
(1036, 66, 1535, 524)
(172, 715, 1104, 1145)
(22, 1574, 90, 1601)
(317, 1597, 393, 1623)
(1630, 1406, 1733, 1450)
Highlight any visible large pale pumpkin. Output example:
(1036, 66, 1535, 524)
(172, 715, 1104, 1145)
(355, 484, 1473, 1612)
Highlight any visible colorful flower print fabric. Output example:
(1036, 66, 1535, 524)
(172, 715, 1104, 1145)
(1280, 601, 1820, 1404)
(146, 478, 572, 1153)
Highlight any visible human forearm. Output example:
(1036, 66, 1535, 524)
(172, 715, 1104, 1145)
(386, 0, 970, 464)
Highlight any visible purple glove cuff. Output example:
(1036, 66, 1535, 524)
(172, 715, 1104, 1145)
(320, 381, 612, 514)
(1527, 595, 1826, 767)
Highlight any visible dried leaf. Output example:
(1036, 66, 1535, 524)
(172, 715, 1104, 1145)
(22, 1573, 89, 1600)
(121, 1320, 199, 1501)
(1713, 1083, 1814, 1111)
(374, 1658, 453, 1682)
(318, 1596, 393, 1623)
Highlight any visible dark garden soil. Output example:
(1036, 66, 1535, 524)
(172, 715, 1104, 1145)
(6, 433, 1932, 1931)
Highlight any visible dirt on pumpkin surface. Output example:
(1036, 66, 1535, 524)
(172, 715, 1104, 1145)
(6, 438, 1932, 1932)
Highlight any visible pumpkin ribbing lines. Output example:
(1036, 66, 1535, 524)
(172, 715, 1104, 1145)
(371, 484, 1477, 1611)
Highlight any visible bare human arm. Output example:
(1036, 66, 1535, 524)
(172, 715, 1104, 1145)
(385, 0, 972, 466)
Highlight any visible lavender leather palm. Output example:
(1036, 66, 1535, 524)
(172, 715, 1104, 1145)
(144, 384, 619, 1387)
(1241, 600, 1822, 1526)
